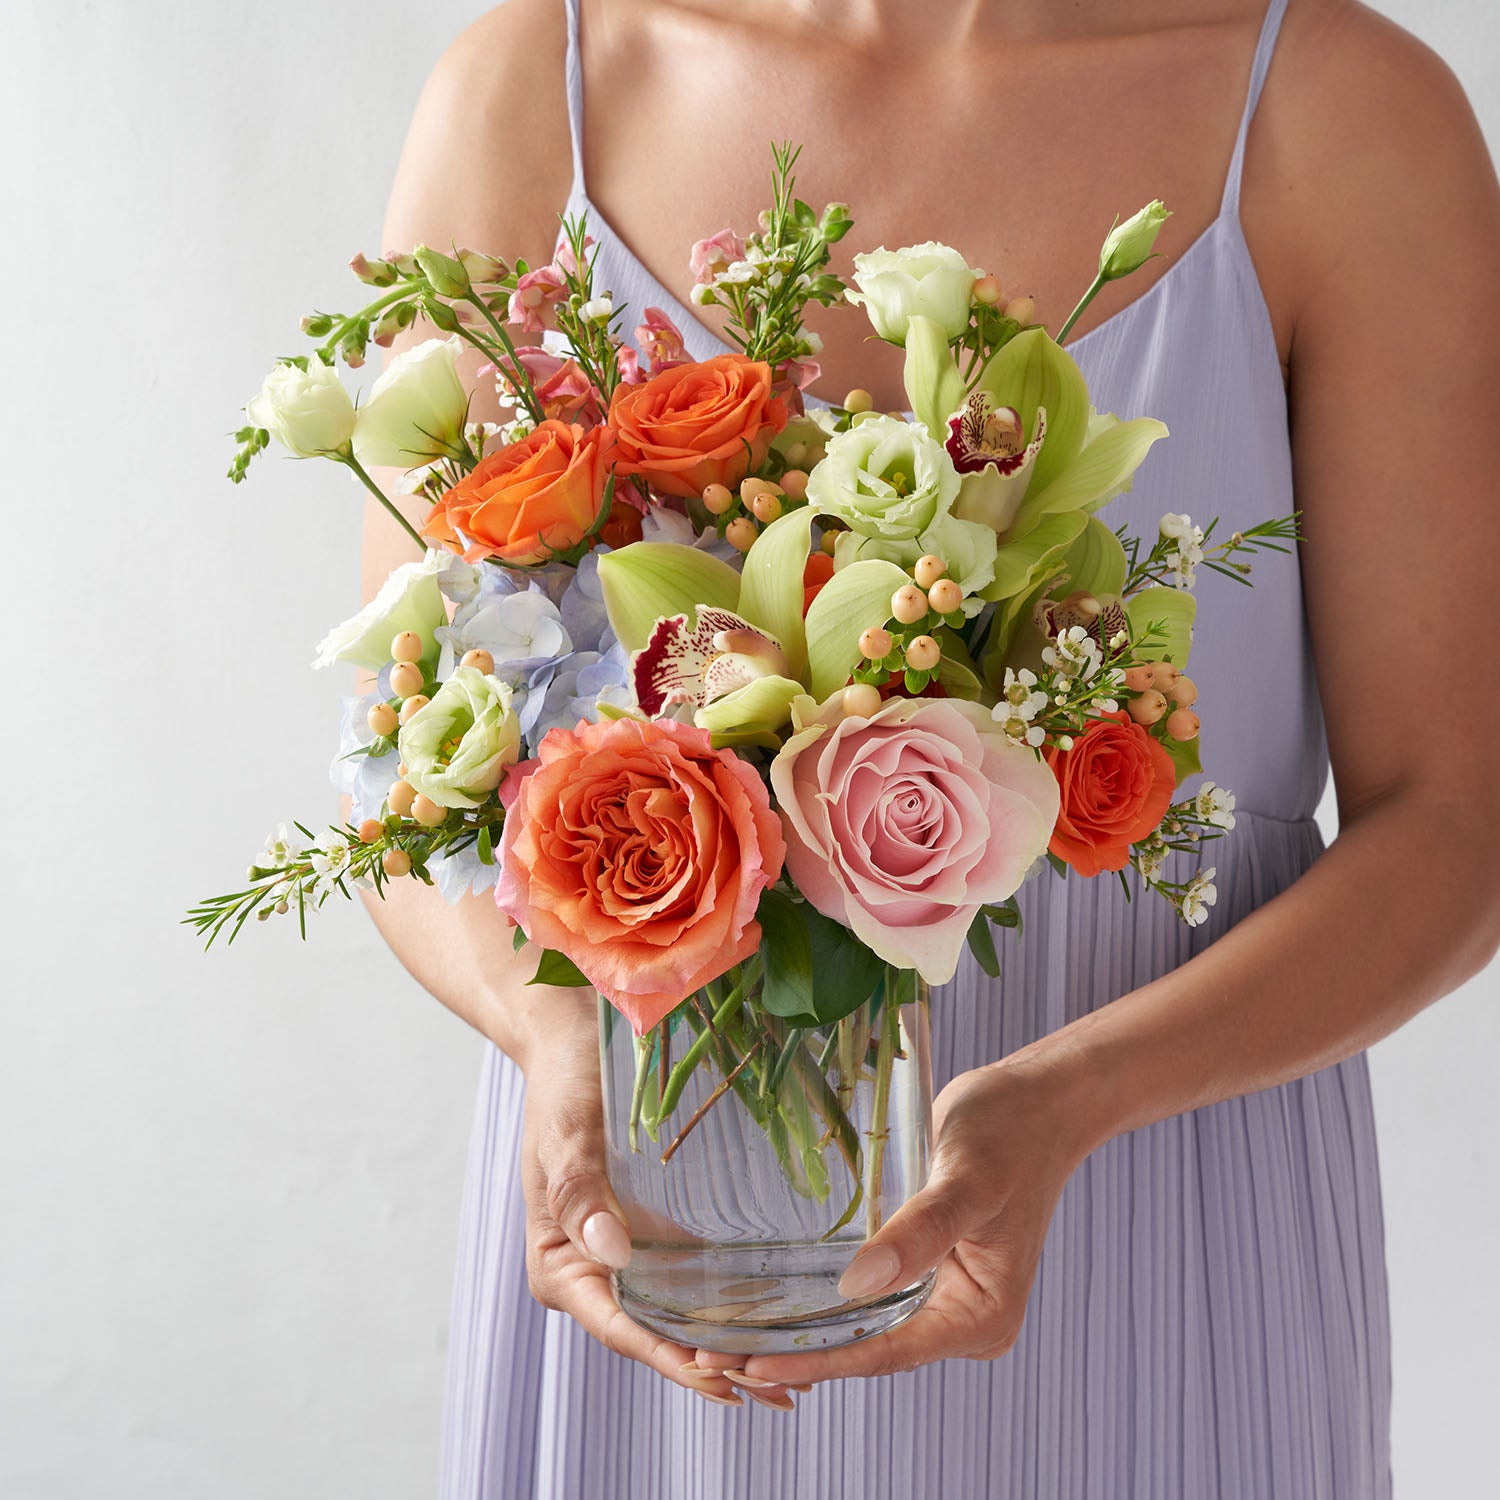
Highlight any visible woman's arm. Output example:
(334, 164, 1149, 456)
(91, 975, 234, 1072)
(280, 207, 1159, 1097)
(738, 7, 1500, 1385)
(353, 3, 765, 1408)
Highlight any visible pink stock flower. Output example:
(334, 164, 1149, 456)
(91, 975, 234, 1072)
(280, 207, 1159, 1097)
(495, 717, 786, 1034)
(770, 697, 1059, 984)
(617, 345, 644, 385)
(689, 229, 746, 285)
(508, 266, 567, 333)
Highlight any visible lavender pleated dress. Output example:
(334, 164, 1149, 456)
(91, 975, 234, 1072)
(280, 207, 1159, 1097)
(438, 1, 1393, 1493)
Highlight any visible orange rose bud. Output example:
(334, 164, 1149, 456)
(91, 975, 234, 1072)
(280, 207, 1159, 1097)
(1044, 712, 1176, 876)
(606, 354, 788, 499)
(422, 420, 615, 566)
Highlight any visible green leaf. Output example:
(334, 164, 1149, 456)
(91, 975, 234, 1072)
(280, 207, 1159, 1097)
(528, 949, 590, 987)
(982, 898, 1022, 931)
(804, 557, 912, 700)
(476, 825, 494, 866)
(596, 542, 743, 653)
(511, 924, 527, 953)
(1020, 416, 1169, 529)
(975, 329, 1090, 497)
(966, 909, 1001, 979)
(736, 506, 816, 682)
(1125, 587, 1197, 666)
(758, 896, 886, 1028)
(757, 889, 815, 1017)
(1160, 729, 1203, 785)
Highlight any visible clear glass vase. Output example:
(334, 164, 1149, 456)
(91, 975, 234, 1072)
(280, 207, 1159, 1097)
(599, 963, 934, 1355)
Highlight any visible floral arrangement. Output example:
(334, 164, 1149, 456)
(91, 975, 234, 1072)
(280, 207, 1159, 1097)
(190, 145, 1292, 1219)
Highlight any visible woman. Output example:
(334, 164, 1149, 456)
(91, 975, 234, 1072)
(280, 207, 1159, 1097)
(362, 0, 1500, 1494)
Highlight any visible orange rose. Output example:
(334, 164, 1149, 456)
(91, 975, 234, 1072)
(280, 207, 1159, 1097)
(494, 717, 786, 1035)
(606, 353, 788, 499)
(422, 420, 614, 566)
(1044, 711, 1176, 876)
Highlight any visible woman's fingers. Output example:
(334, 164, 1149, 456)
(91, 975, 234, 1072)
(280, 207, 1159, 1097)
(530, 1097, 633, 1269)
(835, 1173, 977, 1300)
(550, 1265, 744, 1403)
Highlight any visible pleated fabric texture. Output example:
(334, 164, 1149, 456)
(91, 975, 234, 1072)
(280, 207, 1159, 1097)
(438, 1, 1393, 1494)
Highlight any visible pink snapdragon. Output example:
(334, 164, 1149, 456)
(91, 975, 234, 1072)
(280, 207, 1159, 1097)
(690, 229, 746, 285)
(508, 266, 567, 333)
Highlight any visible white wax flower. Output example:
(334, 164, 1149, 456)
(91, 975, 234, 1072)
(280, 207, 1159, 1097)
(352, 336, 469, 470)
(245, 357, 355, 458)
(846, 242, 978, 345)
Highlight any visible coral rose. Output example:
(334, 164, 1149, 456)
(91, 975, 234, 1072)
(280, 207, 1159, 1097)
(494, 717, 786, 1034)
(770, 696, 1059, 984)
(422, 420, 615, 566)
(606, 353, 788, 499)
(1044, 711, 1176, 876)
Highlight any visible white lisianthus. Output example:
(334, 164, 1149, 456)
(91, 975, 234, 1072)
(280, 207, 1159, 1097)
(352, 336, 469, 470)
(313, 550, 469, 671)
(846, 242, 978, 345)
(809, 416, 959, 542)
(397, 667, 521, 810)
(245, 357, 355, 458)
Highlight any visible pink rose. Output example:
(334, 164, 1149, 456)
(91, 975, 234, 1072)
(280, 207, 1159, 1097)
(689, 228, 746, 285)
(770, 697, 1059, 983)
(495, 717, 786, 1034)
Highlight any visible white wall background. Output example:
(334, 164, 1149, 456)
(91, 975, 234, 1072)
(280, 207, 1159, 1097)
(1, 2, 1495, 1496)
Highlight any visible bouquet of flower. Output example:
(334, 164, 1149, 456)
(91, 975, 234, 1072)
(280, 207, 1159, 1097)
(190, 144, 1293, 1340)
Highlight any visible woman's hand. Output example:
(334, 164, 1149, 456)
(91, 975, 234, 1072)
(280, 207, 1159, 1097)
(714, 1055, 1093, 1386)
(518, 1017, 799, 1411)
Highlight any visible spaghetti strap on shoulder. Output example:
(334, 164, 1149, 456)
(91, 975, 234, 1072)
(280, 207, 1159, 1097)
(562, 0, 586, 197)
(1220, 0, 1290, 220)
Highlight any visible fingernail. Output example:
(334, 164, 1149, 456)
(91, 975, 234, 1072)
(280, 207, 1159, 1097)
(837, 1245, 901, 1298)
(581, 1211, 631, 1269)
(788, 1382, 814, 1393)
(724, 1370, 781, 1389)
(745, 1388, 796, 1412)
(679, 1362, 722, 1384)
(697, 1391, 744, 1408)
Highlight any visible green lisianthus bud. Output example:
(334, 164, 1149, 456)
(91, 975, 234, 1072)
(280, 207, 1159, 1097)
(414, 244, 472, 298)
(1098, 201, 1171, 281)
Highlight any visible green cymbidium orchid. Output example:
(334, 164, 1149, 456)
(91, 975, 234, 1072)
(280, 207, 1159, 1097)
(598, 517, 915, 738)
(902, 318, 1170, 552)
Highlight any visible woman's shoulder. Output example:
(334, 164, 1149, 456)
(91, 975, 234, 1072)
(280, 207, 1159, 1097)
(1247, 0, 1494, 353)
(382, 0, 573, 267)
